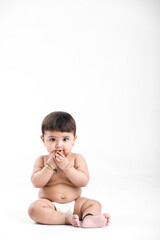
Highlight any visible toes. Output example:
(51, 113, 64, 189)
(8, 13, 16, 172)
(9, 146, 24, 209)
(75, 220, 80, 227)
(73, 214, 80, 227)
(75, 221, 80, 227)
(103, 213, 110, 220)
(103, 213, 110, 226)
(73, 215, 79, 221)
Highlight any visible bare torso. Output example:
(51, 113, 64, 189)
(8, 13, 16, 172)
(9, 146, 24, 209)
(38, 153, 82, 203)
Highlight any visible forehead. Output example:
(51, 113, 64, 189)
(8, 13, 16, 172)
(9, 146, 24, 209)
(44, 130, 74, 138)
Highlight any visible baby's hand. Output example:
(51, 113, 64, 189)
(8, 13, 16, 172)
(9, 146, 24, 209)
(55, 151, 69, 171)
(47, 151, 58, 169)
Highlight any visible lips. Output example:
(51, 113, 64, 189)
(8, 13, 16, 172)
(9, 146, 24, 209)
(55, 150, 64, 154)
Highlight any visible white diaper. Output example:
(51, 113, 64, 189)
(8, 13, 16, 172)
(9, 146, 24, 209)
(52, 201, 75, 215)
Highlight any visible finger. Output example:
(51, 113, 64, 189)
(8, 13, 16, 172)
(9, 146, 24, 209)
(57, 151, 63, 156)
(57, 152, 65, 158)
(55, 154, 62, 162)
(56, 152, 63, 157)
(51, 151, 56, 157)
(55, 158, 60, 163)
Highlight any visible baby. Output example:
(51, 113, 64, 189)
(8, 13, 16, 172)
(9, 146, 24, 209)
(28, 111, 110, 228)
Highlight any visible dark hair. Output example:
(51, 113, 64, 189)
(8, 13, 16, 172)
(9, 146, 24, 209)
(41, 111, 76, 136)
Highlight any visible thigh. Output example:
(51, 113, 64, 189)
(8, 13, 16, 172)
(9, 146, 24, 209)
(29, 198, 56, 211)
(74, 196, 88, 219)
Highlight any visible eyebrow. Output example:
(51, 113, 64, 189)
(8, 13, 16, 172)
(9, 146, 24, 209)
(48, 136, 70, 138)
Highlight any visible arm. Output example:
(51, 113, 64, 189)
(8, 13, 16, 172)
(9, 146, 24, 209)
(55, 152, 90, 187)
(31, 154, 57, 188)
(65, 154, 90, 187)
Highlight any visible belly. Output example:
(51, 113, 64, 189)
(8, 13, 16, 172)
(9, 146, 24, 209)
(38, 184, 82, 203)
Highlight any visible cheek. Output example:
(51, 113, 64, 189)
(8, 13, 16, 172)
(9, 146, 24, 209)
(65, 142, 74, 150)
(45, 142, 55, 151)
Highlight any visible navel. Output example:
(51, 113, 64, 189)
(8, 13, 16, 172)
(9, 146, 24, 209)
(61, 194, 66, 200)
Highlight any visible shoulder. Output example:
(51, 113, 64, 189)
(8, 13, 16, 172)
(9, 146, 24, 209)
(72, 153, 87, 167)
(72, 153, 89, 177)
(35, 155, 46, 162)
(34, 155, 47, 167)
(70, 152, 85, 161)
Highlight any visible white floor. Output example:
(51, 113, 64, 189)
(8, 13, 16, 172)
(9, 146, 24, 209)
(0, 176, 160, 240)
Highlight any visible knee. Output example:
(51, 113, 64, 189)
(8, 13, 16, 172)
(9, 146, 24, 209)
(82, 199, 102, 211)
(28, 200, 41, 220)
(91, 199, 102, 210)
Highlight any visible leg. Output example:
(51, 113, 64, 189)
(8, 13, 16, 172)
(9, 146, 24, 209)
(74, 197, 110, 228)
(28, 199, 80, 227)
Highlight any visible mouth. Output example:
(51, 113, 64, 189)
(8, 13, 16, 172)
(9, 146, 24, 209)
(55, 150, 63, 153)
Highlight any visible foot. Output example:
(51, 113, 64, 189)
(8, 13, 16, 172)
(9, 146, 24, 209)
(81, 213, 110, 228)
(65, 214, 80, 227)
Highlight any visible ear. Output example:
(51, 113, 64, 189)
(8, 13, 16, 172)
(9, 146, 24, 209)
(40, 135, 45, 143)
(74, 135, 77, 143)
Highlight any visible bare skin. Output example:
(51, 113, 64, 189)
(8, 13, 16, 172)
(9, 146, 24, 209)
(28, 130, 110, 228)
(65, 214, 80, 227)
(82, 213, 110, 228)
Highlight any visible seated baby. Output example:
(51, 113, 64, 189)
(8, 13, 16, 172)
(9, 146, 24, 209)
(28, 111, 110, 228)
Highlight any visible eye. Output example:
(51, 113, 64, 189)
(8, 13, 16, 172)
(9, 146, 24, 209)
(63, 138, 69, 142)
(50, 138, 56, 142)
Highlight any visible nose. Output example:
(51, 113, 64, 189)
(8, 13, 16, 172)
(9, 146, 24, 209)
(55, 139, 63, 149)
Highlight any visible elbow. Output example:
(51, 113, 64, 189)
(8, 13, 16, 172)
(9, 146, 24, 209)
(32, 182, 42, 188)
(83, 179, 89, 187)
(31, 177, 44, 188)
(83, 175, 90, 186)
(80, 183, 88, 187)
(79, 176, 90, 187)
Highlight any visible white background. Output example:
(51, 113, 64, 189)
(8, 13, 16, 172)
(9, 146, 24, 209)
(0, 0, 160, 239)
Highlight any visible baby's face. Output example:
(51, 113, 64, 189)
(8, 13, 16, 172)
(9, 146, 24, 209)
(41, 130, 77, 156)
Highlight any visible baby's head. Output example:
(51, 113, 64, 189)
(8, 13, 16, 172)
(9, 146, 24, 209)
(41, 111, 77, 155)
(41, 111, 76, 136)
